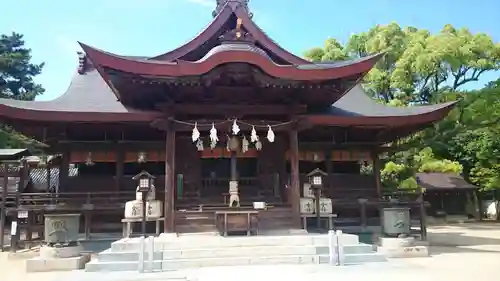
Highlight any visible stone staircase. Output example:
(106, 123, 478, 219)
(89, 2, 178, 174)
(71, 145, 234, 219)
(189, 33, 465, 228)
(85, 233, 386, 272)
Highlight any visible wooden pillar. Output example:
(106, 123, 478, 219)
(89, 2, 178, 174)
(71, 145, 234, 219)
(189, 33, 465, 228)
(11, 160, 25, 253)
(115, 148, 124, 191)
(46, 166, 51, 192)
(230, 151, 237, 181)
(164, 128, 176, 233)
(289, 128, 301, 228)
(325, 150, 333, 197)
(371, 150, 382, 198)
(418, 188, 428, 241)
(58, 150, 70, 193)
(0, 163, 8, 252)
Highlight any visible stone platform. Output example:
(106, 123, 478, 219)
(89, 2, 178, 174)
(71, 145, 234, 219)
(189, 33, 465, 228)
(377, 237, 429, 258)
(85, 232, 386, 272)
(26, 255, 90, 272)
(26, 245, 91, 272)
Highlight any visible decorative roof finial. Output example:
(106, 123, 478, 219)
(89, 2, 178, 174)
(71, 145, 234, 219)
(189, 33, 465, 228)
(218, 17, 256, 43)
(77, 51, 87, 75)
(212, 0, 252, 18)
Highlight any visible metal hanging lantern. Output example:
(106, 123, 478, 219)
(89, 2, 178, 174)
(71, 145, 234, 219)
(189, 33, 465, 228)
(137, 151, 147, 163)
(85, 152, 94, 166)
(228, 136, 240, 151)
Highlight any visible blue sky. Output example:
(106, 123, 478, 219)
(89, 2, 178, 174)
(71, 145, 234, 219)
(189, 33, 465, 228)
(1, 0, 499, 101)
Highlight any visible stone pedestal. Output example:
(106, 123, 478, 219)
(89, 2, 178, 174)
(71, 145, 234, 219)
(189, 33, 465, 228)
(26, 213, 90, 272)
(26, 245, 90, 272)
(378, 236, 429, 258)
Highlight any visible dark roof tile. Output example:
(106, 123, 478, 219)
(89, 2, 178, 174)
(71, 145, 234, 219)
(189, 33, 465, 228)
(323, 85, 456, 117)
(417, 173, 477, 190)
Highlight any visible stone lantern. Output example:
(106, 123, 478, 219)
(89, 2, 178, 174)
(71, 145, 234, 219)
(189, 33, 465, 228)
(132, 170, 155, 237)
(307, 168, 328, 230)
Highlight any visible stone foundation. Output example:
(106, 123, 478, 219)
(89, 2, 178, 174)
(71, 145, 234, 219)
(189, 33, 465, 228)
(26, 244, 90, 272)
(85, 232, 386, 272)
(378, 237, 429, 258)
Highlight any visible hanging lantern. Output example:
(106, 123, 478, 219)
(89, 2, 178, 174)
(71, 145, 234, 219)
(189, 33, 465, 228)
(255, 140, 262, 151)
(209, 123, 219, 147)
(137, 151, 147, 163)
(250, 126, 258, 143)
(85, 152, 95, 166)
(266, 125, 275, 143)
(226, 135, 231, 151)
(228, 136, 240, 151)
(192, 122, 200, 143)
(242, 136, 249, 153)
(196, 138, 204, 151)
(231, 119, 240, 135)
(312, 153, 320, 162)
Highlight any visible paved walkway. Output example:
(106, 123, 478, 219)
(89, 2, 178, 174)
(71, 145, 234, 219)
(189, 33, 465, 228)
(1, 223, 500, 281)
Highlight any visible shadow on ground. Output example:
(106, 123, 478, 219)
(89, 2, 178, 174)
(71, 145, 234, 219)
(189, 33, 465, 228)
(428, 231, 500, 255)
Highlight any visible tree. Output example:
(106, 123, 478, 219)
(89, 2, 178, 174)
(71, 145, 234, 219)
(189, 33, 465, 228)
(304, 23, 500, 103)
(0, 32, 45, 149)
(0, 32, 44, 101)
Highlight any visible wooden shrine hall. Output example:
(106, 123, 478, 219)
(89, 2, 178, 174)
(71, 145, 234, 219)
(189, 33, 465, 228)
(0, 0, 455, 235)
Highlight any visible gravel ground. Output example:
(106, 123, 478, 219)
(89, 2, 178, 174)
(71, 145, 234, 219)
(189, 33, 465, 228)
(1, 223, 500, 281)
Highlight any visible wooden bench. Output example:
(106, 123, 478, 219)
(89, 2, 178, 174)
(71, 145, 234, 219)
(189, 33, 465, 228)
(215, 210, 259, 236)
(300, 213, 338, 230)
(121, 217, 164, 238)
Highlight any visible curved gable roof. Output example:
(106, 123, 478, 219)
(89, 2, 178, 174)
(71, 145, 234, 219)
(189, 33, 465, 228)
(151, 1, 309, 65)
(0, 70, 160, 122)
(303, 85, 456, 126)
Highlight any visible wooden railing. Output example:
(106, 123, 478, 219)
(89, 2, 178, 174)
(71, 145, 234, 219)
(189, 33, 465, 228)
(4, 190, 164, 212)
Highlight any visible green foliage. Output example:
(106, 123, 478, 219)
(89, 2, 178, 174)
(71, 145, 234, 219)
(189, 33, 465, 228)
(0, 32, 45, 149)
(305, 23, 500, 194)
(381, 147, 462, 193)
(0, 32, 44, 100)
(304, 23, 500, 103)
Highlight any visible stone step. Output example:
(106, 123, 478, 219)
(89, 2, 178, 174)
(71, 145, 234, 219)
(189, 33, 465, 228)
(99, 244, 375, 262)
(87, 251, 385, 272)
(110, 235, 360, 252)
(86, 254, 321, 272)
(315, 244, 375, 255)
(99, 245, 319, 262)
(319, 253, 387, 264)
(85, 260, 163, 272)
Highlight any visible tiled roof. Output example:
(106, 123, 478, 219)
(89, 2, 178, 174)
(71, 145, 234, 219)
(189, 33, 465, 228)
(417, 173, 477, 190)
(0, 149, 31, 160)
(321, 85, 456, 117)
(0, 70, 132, 113)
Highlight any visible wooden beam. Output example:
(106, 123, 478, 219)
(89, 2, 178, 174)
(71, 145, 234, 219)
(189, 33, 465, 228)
(156, 103, 307, 116)
(54, 141, 165, 151)
(298, 142, 379, 150)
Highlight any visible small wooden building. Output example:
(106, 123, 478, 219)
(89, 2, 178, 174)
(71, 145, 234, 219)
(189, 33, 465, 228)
(417, 173, 478, 217)
(0, 0, 455, 234)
